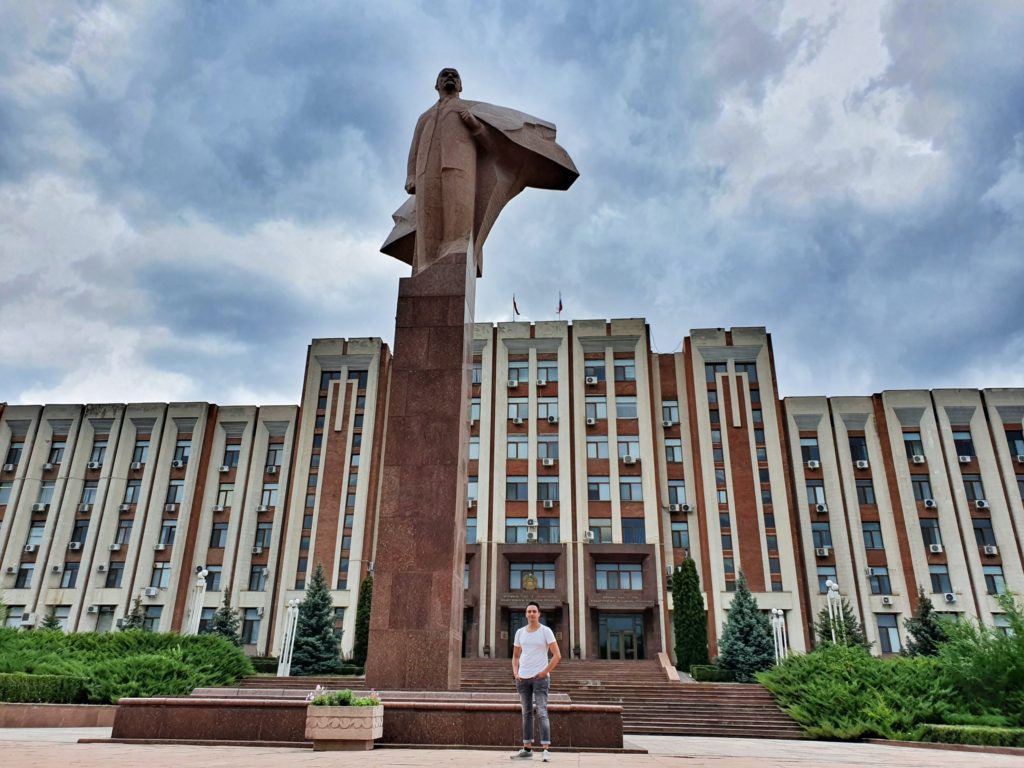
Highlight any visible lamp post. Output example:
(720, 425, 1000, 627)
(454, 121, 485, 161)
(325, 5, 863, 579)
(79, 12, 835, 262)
(277, 598, 303, 677)
(825, 579, 843, 644)
(771, 608, 788, 663)
(184, 567, 208, 636)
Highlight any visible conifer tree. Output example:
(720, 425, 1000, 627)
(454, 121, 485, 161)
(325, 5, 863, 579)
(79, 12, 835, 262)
(673, 558, 708, 673)
(121, 596, 145, 630)
(211, 588, 242, 646)
(814, 596, 871, 650)
(903, 585, 947, 657)
(291, 563, 340, 675)
(352, 573, 373, 667)
(40, 604, 62, 631)
(716, 572, 775, 682)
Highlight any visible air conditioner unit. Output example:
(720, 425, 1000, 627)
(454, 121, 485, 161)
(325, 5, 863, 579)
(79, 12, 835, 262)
(815, 503, 828, 513)
(212, 504, 225, 513)
(266, 465, 278, 475)
(662, 420, 674, 428)
(51, 565, 62, 573)
(855, 460, 869, 470)
(144, 587, 159, 598)
(585, 417, 596, 427)
(43, 462, 54, 471)
(87, 461, 102, 470)
(547, 415, 558, 424)
(526, 517, 538, 527)
(541, 458, 555, 467)
(256, 607, 265, 617)
(542, 500, 554, 509)
(118, 503, 131, 512)
(975, 499, 990, 510)
(96, 564, 107, 573)
(929, 543, 944, 554)
(87, 605, 98, 614)
(218, 465, 230, 473)
(983, 545, 998, 556)
(4, 566, 15, 575)
(912, 454, 926, 464)
(130, 461, 143, 470)
(536, 379, 547, 387)
(23, 544, 37, 553)
(585, 376, 598, 386)
(507, 380, 519, 389)
(154, 543, 166, 551)
(77, 503, 92, 512)
(108, 543, 121, 552)
(943, 592, 957, 603)
(511, 417, 524, 426)
(584, 530, 595, 542)
(252, 546, 263, 555)
(115, 618, 125, 629)
(171, 460, 184, 469)
(68, 541, 82, 551)
(958, 455, 972, 464)
(668, 504, 682, 513)
(881, 596, 894, 606)
(526, 529, 538, 542)
(815, 547, 830, 557)
(806, 460, 821, 470)
(256, 504, 269, 512)
(21, 613, 36, 625)
(31, 503, 48, 512)
(622, 455, 637, 465)
(467, 498, 476, 509)
(164, 503, 177, 512)
(1017, 454, 1024, 465)
(681, 504, 693, 513)
(923, 498, 937, 509)
(260, 568, 269, 577)
(2, 463, 14, 472)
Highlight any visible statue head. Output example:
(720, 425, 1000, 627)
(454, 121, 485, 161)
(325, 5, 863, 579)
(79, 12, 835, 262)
(435, 67, 462, 97)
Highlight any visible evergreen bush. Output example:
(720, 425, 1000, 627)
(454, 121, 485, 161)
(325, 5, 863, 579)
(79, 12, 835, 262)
(689, 665, 736, 682)
(121, 597, 145, 630)
(903, 586, 947, 657)
(673, 559, 708, 672)
(0, 672, 87, 703)
(716, 573, 775, 682)
(352, 574, 373, 667)
(40, 606, 62, 631)
(920, 724, 1024, 747)
(210, 588, 241, 647)
(291, 563, 340, 675)
(814, 596, 870, 649)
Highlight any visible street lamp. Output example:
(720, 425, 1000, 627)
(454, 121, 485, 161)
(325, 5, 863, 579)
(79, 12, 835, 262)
(825, 579, 843, 644)
(276, 598, 303, 677)
(771, 608, 788, 663)
(184, 566, 208, 636)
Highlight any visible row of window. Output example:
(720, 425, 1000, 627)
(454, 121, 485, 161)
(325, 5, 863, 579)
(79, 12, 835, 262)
(816, 564, 1007, 596)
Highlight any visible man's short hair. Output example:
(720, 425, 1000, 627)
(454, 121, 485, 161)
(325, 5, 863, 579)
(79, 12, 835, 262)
(525, 601, 541, 613)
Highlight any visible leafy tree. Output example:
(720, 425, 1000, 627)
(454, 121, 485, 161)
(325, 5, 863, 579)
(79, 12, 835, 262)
(121, 597, 145, 630)
(903, 586, 947, 657)
(673, 558, 708, 673)
(211, 588, 242, 646)
(352, 573, 373, 667)
(716, 572, 775, 682)
(40, 605, 62, 631)
(291, 563, 340, 675)
(814, 596, 871, 650)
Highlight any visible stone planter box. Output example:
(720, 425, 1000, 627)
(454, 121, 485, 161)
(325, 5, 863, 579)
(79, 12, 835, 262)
(305, 704, 384, 751)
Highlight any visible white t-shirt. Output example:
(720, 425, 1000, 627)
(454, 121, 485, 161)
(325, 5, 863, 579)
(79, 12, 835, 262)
(514, 624, 556, 679)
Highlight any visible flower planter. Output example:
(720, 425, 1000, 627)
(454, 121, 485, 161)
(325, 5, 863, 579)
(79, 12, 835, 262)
(305, 704, 384, 751)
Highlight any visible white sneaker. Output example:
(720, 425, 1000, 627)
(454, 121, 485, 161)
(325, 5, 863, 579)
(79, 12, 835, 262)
(541, 749, 551, 762)
(510, 748, 533, 759)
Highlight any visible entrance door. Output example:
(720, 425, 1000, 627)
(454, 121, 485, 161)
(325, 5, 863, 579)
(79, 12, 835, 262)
(605, 629, 638, 660)
(598, 613, 645, 660)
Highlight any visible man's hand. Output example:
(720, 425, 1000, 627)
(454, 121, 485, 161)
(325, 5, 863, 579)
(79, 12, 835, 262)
(535, 670, 548, 680)
(458, 107, 482, 133)
(404, 177, 416, 194)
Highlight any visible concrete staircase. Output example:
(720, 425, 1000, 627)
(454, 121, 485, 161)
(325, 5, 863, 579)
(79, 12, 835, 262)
(460, 659, 805, 739)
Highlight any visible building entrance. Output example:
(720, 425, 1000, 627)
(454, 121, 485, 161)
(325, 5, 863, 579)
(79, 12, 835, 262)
(598, 613, 645, 660)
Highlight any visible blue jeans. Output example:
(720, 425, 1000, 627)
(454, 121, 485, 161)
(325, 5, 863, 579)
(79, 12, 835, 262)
(515, 676, 551, 745)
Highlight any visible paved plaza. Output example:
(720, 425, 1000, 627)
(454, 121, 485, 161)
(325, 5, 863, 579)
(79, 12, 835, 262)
(1, 729, 1022, 767)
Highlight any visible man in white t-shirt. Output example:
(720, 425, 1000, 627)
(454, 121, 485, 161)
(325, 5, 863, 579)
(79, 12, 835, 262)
(510, 601, 561, 761)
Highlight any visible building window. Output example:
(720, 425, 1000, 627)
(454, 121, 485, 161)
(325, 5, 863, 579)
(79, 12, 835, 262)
(5, 441, 24, 466)
(811, 521, 832, 549)
(508, 361, 529, 383)
(805, 481, 826, 505)
(903, 432, 924, 458)
(856, 480, 876, 506)
(816, 566, 836, 593)
(920, 518, 942, 548)
(877, 614, 901, 654)
(735, 362, 758, 383)
(537, 363, 558, 383)
(868, 567, 892, 595)
(506, 476, 528, 501)
(537, 398, 559, 421)
(261, 484, 279, 507)
(205, 565, 223, 591)
(973, 518, 996, 547)
(320, 370, 341, 389)
(222, 444, 240, 467)
(586, 436, 609, 459)
(617, 435, 640, 458)
(80, 481, 98, 506)
(48, 441, 66, 465)
(105, 561, 125, 588)
(159, 520, 177, 546)
(619, 478, 643, 502)
(241, 609, 261, 644)
(467, 476, 478, 502)
(984, 565, 1006, 595)
(254, 522, 273, 549)
(1006, 429, 1024, 458)
(150, 563, 172, 589)
(60, 562, 79, 589)
(800, 437, 820, 463)
(911, 477, 932, 501)
(71, 519, 89, 545)
(588, 518, 612, 543)
(166, 480, 184, 505)
(197, 607, 215, 634)
(671, 521, 689, 550)
(665, 439, 683, 463)
(506, 435, 529, 459)
(508, 398, 529, 421)
(248, 566, 267, 592)
(0, 481, 11, 506)
(585, 396, 608, 421)
(962, 475, 985, 502)
(26, 520, 45, 547)
(466, 518, 477, 545)
(15, 564, 34, 589)
(537, 477, 559, 503)
(662, 401, 679, 423)
(510, 562, 556, 590)
(596, 563, 642, 590)
(953, 431, 975, 458)
(614, 362, 636, 382)
(537, 436, 558, 459)
(668, 480, 686, 505)
(115, 519, 133, 544)
(173, 439, 191, 465)
(38, 481, 55, 505)
(622, 519, 646, 544)
(705, 363, 726, 383)
(588, 476, 611, 501)
(266, 444, 283, 467)
(848, 436, 869, 463)
(468, 436, 480, 461)
(505, 520, 530, 544)
(209, 522, 229, 548)
(584, 364, 606, 382)
(90, 440, 107, 465)
(929, 565, 952, 594)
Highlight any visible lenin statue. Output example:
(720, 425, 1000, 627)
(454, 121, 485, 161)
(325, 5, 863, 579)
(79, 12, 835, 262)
(381, 68, 578, 276)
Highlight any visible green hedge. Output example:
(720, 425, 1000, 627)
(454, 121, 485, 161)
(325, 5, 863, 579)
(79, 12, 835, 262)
(0, 672, 87, 703)
(920, 724, 1024, 748)
(690, 665, 737, 682)
(250, 656, 279, 673)
(0, 628, 254, 704)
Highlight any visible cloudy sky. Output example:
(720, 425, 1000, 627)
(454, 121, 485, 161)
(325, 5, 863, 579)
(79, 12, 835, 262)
(2, 1, 1023, 406)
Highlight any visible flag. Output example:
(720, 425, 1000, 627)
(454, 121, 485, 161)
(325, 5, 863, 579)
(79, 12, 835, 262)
(557, 292, 563, 316)
(513, 295, 520, 317)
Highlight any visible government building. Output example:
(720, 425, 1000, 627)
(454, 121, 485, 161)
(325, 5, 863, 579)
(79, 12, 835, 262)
(2, 321, 1022, 663)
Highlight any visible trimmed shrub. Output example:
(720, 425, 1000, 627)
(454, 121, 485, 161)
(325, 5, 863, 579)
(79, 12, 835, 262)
(0, 672, 87, 703)
(689, 665, 736, 682)
(250, 656, 279, 674)
(920, 724, 1024, 748)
